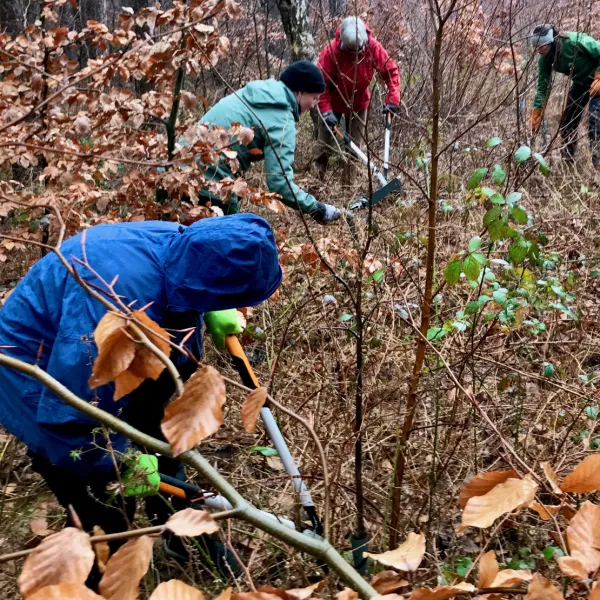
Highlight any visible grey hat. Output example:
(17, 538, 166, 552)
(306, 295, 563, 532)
(340, 16, 368, 52)
(531, 24, 554, 47)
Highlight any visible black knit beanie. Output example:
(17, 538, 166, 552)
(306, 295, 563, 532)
(280, 60, 326, 94)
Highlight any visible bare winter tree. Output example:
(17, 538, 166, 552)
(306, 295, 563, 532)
(275, 0, 316, 61)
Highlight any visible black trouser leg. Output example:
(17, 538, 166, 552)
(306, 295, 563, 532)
(29, 452, 135, 588)
(560, 83, 589, 161)
(588, 96, 600, 167)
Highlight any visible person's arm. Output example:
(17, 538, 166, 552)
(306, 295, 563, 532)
(263, 115, 319, 213)
(372, 39, 400, 107)
(533, 54, 553, 109)
(578, 33, 600, 69)
(317, 45, 335, 114)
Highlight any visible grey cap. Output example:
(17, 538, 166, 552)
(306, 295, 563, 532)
(531, 24, 554, 47)
(340, 16, 368, 52)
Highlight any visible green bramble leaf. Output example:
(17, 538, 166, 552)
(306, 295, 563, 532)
(492, 164, 506, 185)
(510, 206, 528, 225)
(466, 168, 488, 190)
(514, 145, 532, 164)
(534, 152, 550, 176)
(427, 327, 448, 342)
(468, 236, 482, 252)
(444, 260, 462, 286)
(484, 206, 502, 226)
(463, 255, 480, 281)
(485, 137, 502, 148)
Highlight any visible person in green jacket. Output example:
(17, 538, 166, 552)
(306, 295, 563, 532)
(193, 61, 340, 224)
(530, 24, 600, 166)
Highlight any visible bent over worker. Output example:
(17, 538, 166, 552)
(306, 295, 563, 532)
(0, 214, 282, 581)
(530, 24, 600, 166)
(193, 60, 340, 224)
(315, 16, 400, 180)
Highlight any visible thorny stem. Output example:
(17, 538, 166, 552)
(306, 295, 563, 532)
(0, 354, 376, 599)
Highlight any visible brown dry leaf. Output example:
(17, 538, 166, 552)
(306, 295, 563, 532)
(541, 462, 563, 494)
(149, 579, 206, 599)
(161, 366, 226, 456)
(459, 470, 519, 508)
(28, 583, 104, 599)
(89, 312, 135, 389)
(589, 583, 600, 600)
(478, 550, 499, 588)
(557, 556, 588, 581)
(559, 501, 600, 578)
(287, 580, 326, 599)
(114, 369, 145, 401)
(127, 310, 171, 381)
(371, 570, 410, 595)
(490, 569, 532, 588)
(242, 387, 267, 433)
(93, 525, 110, 574)
(410, 582, 476, 600)
(30, 517, 54, 537)
(19, 528, 95, 598)
(336, 590, 359, 600)
(529, 502, 562, 521)
(372, 595, 404, 600)
(99, 535, 154, 600)
(364, 532, 425, 572)
(215, 589, 232, 600)
(524, 573, 564, 600)
(459, 475, 537, 531)
(165, 508, 220, 537)
(232, 594, 286, 600)
(561, 455, 600, 493)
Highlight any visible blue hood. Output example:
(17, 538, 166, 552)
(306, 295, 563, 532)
(165, 213, 282, 313)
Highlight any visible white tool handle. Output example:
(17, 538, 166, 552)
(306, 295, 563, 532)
(347, 139, 388, 187)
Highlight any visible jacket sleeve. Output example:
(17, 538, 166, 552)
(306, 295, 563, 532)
(533, 54, 553, 109)
(317, 45, 335, 113)
(579, 33, 600, 73)
(372, 39, 400, 106)
(263, 113, 318, 213)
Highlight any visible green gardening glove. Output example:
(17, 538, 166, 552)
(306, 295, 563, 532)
(204, 309, 243, 349)
(123, 454, 160, 497)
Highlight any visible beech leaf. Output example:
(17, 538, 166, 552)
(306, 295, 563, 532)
(28, 584, 104, 599)
(541, 462, 563, 494)
(127, 309, 172, 381)
(559, 501, 600, 578)
(161, 366, 227, 455)
(529, 502, 562, 521)
(149, 579, 206, 599)
(30, 517, 54, 537)
(561, 454, 600, 493)
(477, 550, 499, 588)
(287, 580, 326, 599)
(459, 475, 537, 531)
(19, 528, 94, 598)
(459, 470, 519, 508)
(165, 508, 220, 537)
(371, 571, 410, 595)
(524, 573, 564, 600)
(241, 387, 267, 432)
(557, 556, 589, 581)
(99, 535, 154, 600)
(364, 531, 425, 572)
(93, 525, 110, 574)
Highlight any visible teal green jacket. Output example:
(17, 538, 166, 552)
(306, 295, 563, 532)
(195, 79, 318, 214)
(534, 32, 600, 108)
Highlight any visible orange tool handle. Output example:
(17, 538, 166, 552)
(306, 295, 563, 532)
(225, 335, 260, 389)
(159, 481, 187, 499)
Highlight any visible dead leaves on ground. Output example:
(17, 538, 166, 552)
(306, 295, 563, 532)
(161, 366, 226, 455)
(28, 584, 104, 599)
(19, 528, 95, 598)
(458, 470, 519, 509)
(89, 309, 171, 400)
(561, 454, 600, 493)
(371, 571, 410, 595)
(365, 532, 425, 572)
(524, 573, 564, 600)
(149, 580, 206, 600)
(409, 582, 476, 600)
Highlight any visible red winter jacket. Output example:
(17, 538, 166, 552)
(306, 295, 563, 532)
(317, 23, 400, 114)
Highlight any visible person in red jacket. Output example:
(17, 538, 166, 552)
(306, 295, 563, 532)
(315, 16, 400, 180)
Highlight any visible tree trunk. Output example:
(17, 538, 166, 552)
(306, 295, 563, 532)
(275, 0, 315, 62)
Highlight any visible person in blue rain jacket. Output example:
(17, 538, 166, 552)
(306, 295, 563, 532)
(0, 213, 281, 575)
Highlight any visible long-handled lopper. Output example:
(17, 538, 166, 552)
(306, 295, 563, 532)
(158, 335, 323, 539)
(333, 116, 402, 211)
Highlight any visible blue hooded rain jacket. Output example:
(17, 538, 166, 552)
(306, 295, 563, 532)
(0, 214, 282, 474)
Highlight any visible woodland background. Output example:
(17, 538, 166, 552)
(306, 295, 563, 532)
(1, 0, 600, 598)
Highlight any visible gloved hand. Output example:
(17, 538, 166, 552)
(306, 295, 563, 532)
(591, 71, 600, 97)
(529, 108, 543, 132)
(322, 111, 338, 130)
(383, 104, 399, 114)
(123, 454, 160, 497)
(204, 309, 243, 349)
(310, 202, 341, 225)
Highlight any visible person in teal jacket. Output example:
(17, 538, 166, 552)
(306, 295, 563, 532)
(530, 25, 600, 165)
(193, 61, 340, 224)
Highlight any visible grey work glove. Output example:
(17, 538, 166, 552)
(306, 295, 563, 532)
(322, 111, 339, 130)
(310, 202, 341, 225)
